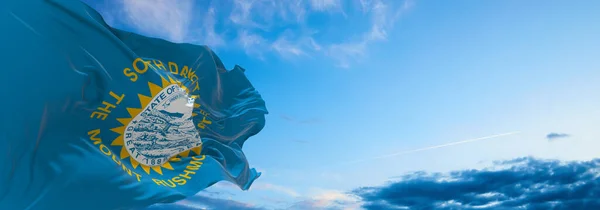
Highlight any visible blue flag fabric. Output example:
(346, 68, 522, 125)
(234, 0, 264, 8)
(0, 0, 267, 209)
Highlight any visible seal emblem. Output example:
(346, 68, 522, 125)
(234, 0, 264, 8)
(124, 84, 202, 166)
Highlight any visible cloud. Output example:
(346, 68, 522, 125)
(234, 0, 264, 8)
(327, 42, 367, 69)
(353, 157, 600, 210)
(196, 7, 225, 48)
(146, 195, 265, 210)
(237, 30, 269, 58)
(327, 0, 413, 68)
(86, 0, 224, 47)
(88, 0, 414, 68)
(338, 132, 520, 166)
(147, 157, 600, 210)
(118, 0, 194, 43)
(309, 0, 342, 12)
(270, 30, 322, 59)
(199, 189, 236, 198)
(185, 195, 266, 210)
(546, 133, 570, 141)
(146, 182, 300, 209)
(286, 189, 362, 210)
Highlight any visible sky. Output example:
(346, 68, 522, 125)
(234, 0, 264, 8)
(81, 0, 600, 209)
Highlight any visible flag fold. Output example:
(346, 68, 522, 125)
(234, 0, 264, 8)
(0, 0, 267, 209)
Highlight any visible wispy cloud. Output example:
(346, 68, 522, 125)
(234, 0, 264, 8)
(237, 30, 269, 58)
(212, 180, 301, 198)
(90, 0, 224, 47)
(185, 195, 265, 210)
(197, 7, 225, 47)
(200, 190, 236, 198)
(327, 0, 414, 68)
(229, 0, 262, 30)
(286, 188, 362, 210)
(327, 42, 367, 69)
(271, 30, 322, 59)
(92, 0, 414, 68)
(338, 131, 521, 166)
(146, 195, 264, 210)
(546, 132, 570, 141)
(309, 0, 342, 12)
(119, 0, 194, 42)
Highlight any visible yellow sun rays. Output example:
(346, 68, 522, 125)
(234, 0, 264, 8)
(110, 76, 203, 175)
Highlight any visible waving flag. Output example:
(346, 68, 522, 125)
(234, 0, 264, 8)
(0, 0, 267, 209)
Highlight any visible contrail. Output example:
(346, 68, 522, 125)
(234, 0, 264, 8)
(337, 131, 521, 166)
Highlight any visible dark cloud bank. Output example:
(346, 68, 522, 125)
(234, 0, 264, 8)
(145, 157, 599, 210)
(355, 157, 600, 210)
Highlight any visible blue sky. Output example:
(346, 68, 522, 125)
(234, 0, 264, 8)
(83, 0, 600, 209)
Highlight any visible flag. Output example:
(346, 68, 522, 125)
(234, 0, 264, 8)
(0, 0, 267, 209)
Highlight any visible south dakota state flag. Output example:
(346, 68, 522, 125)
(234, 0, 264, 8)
(0, 0, 267, 209)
